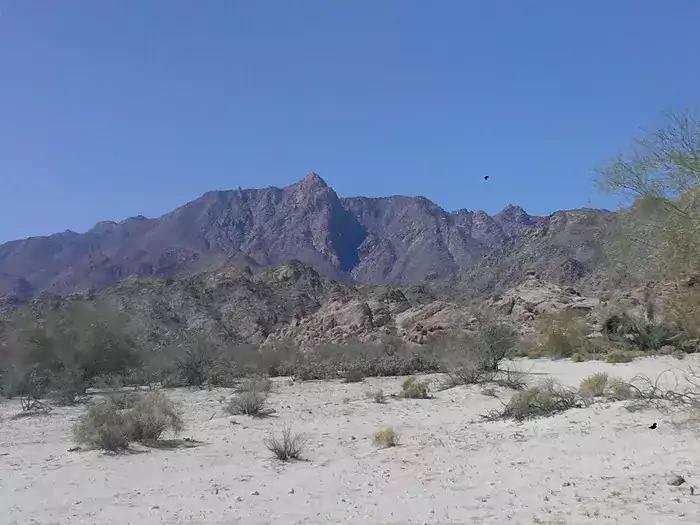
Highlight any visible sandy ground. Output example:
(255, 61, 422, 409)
(1, 355, 700, 525)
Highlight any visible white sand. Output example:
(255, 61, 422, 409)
(1, 355, 699, 524)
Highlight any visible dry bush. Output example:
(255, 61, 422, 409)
(606, 377, 636, 401)
(264, 425, 307, 461)
(368, 389, 386, 403)
(401, 377, 430, 399)
(621, 369, 700, 411)
(373, 427, 399, 448)
(126, 391, 184, 441)
(73, 399, 131, 451)
(579, 373, 609, 398)
(493, 366, 528, 390)
(484, 379, 579, 421)
(226, 388, 272, 417)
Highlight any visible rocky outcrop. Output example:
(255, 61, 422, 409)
(491, 272, 600, 331)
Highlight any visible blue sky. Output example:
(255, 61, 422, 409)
(1, 1, 698, 243)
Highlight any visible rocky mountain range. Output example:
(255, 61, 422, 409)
(0, 173, 619, 304)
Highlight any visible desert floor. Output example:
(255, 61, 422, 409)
(2, 355, 699, 524)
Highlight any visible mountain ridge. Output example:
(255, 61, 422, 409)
(0, 173, 613, 301)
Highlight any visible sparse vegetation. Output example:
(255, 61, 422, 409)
(485, 379, 579, 421)
(606, 377, 636, 401)
(369, 389, 386, 403)
(125, 391, 184, 441)
(579, 373, 609, 398)
(226, 381, 272, 417)
(372, 427, 399, 448)
(529, 311, 591, 358)
(264, 425, 307, 461)
(401, 377, 430, 399)
(73, 399, 131, 451)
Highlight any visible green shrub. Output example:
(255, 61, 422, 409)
(125, 391, 184, 441)
(486, 379, 579, 421)
(401, 377, 430, 399)
(606, 349, 636, 363)
(48, 367, 86, 406)
(579, 373, 609, 398)
(373, 427, 399, 448)
(532, 311, 590, 358)
(73, 399, 131, 451)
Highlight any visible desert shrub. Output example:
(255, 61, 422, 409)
(531, 311, 590, 358)
(493, 366, 528, 390)
(373, 427, 399, 448)
(485, 379, 579, 421)
(603, 313, 679, 352)
(369, 389, 386, 403)
(48, 367, 87, 405)
(1, 302, 141, 402)
(104, 391, 143, 410)
(226, 387, 271, 417)
(401, 377, 430, 399)
(579, 373, 609, 398)
(606, 349, 637, 363)
(125, 391, 184, 441)
(606, 377, 636, 401)
(666, 288, 700, 342)
(73, 399, 131, 451)
(343, 367, 364, 383)
(264, 425, 307, 461)
(176, 338, 218, 386)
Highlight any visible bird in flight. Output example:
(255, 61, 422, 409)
(483, 175, 490, 181)
(649, 422, 657, 429)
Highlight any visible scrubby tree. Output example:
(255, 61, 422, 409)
(597, 110, 700, 278)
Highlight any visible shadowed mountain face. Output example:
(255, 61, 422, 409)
(0, 173, 613, 300)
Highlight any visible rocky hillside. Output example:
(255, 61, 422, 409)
(0, 173, 617, 302)
(1, 261, 482, 350)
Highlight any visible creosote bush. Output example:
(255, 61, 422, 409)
(264, 425, 307, 461)
(373, 427, 399, 448)
(401, 377, 430, 399)
(579, 373, 609, 398)
(126, 391, 184, 441)
(73, 399, 131, 451)
(73, 391, 184, 450)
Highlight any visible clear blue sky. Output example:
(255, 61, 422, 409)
(1, 1, 698, 243)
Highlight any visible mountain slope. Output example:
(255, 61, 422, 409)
(0, 173, 615, 301)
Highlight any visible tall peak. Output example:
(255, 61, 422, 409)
(297, 172, 328, 188)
